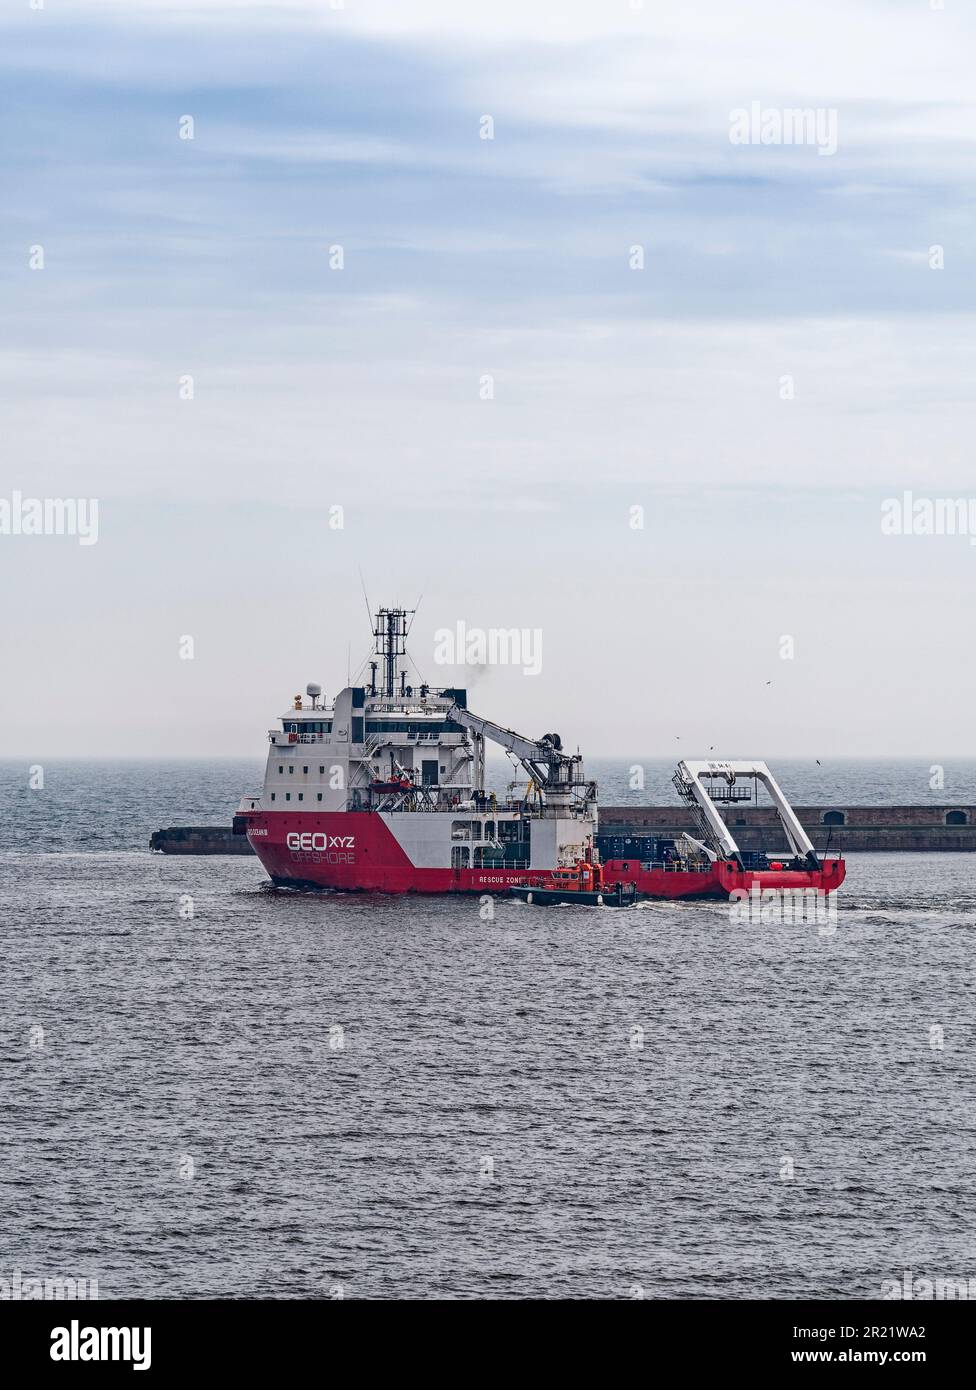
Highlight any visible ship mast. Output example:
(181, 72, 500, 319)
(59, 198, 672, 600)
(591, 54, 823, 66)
(371, 606, 414, 698)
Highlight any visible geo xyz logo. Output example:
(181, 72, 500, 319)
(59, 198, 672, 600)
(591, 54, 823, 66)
(286, 833, 355, 851)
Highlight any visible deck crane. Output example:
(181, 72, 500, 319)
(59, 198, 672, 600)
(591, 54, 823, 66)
(443, 703, 596, 814)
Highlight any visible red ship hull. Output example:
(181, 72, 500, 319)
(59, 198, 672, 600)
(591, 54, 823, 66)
(245, 809, 546, 894)
(241, 810, 845, 898)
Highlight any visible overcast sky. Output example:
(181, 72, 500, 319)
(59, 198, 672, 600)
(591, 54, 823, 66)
(2, 0, 975, 758)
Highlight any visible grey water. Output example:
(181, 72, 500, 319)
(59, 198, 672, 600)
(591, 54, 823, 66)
(2, 758, 975, 1299)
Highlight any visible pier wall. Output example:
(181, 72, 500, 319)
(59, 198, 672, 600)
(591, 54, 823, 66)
(150, 807, 976, 855)
(149, 825, 253, 855)
(599, 806, 976, 853)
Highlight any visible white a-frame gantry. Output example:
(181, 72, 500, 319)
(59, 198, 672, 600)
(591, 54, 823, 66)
(673, 760, 819, 869)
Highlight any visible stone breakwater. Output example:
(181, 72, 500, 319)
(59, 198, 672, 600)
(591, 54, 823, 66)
(149, 806, 976, 855)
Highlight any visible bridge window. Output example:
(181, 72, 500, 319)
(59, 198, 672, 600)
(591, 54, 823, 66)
(365, 719, 462, 736)
(946, 810, 968, 826)
(822, 811, 845, 826)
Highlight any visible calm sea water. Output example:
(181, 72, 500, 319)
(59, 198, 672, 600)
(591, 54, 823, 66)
(2, 758, 975, 1299)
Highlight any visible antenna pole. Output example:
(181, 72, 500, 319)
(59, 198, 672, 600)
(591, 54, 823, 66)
(358, 569, 373, 629)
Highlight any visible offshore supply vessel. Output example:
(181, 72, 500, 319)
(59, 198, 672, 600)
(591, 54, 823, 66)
(236, 607, 845, 899)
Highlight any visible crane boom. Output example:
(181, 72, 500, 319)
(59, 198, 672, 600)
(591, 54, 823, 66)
(444, 703, 594, 813)
(445, 704, 557, 763)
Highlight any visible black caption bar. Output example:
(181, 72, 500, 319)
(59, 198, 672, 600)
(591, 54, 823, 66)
(3, 1299, 970, 1377)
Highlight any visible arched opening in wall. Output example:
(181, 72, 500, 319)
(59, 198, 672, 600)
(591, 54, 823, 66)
(822, 810, 846, 826)
(945, 810, 968, 826)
